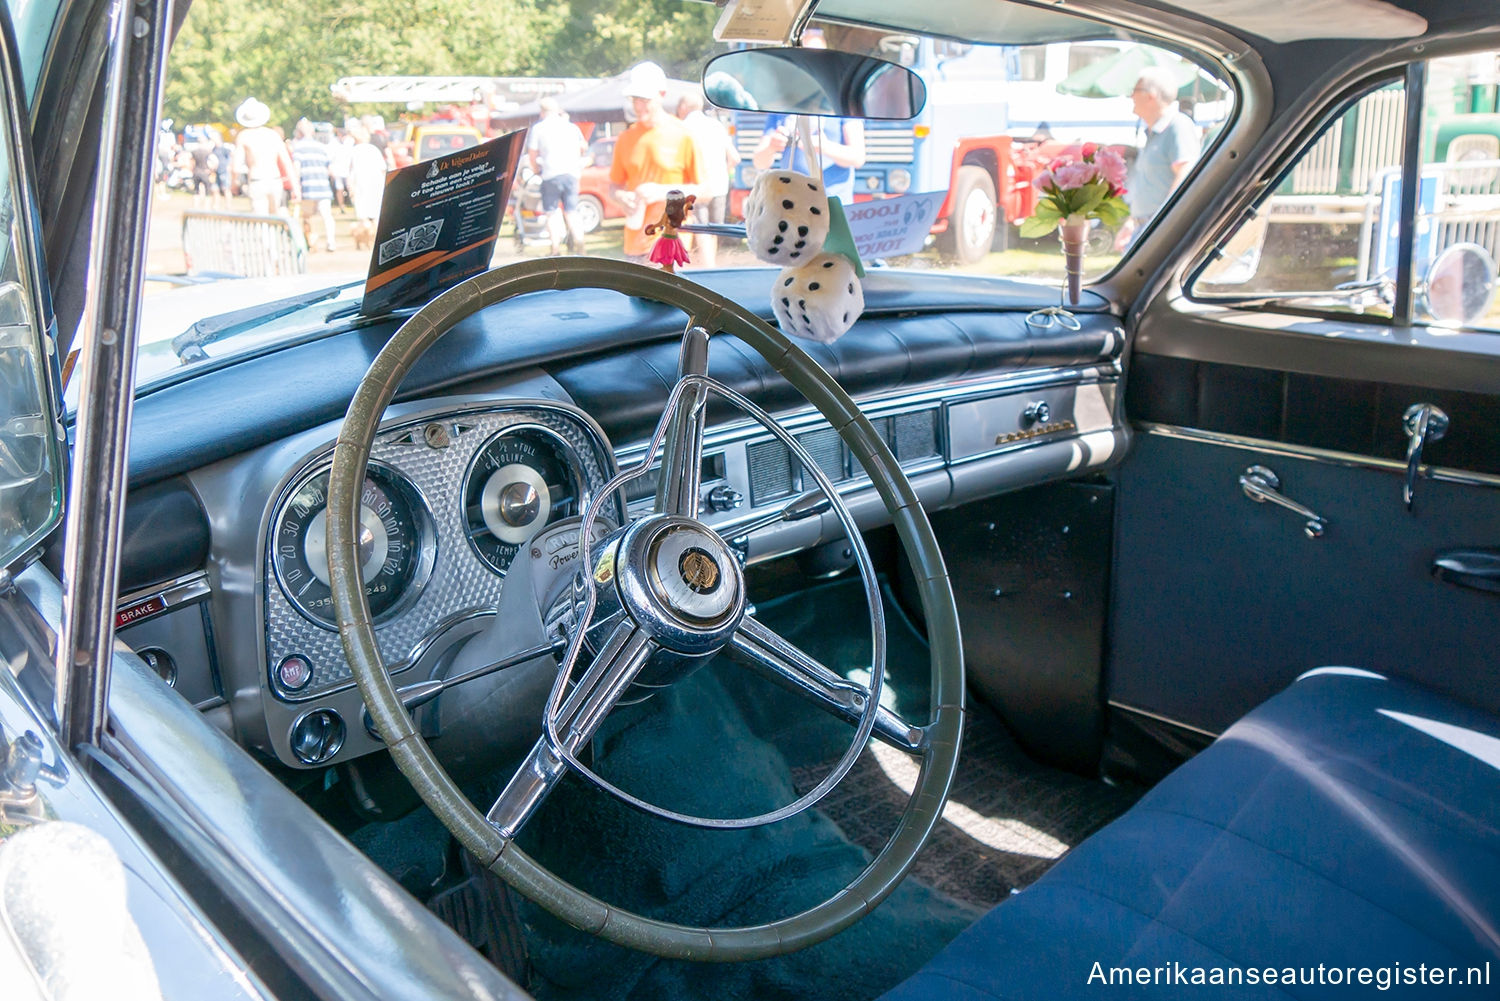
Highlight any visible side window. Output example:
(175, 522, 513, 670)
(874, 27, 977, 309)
(0, 52, 63, 567)
(1410, 51, 1500, 329)
(1192, 81, 1406, 316)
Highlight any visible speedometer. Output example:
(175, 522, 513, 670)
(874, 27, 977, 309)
(271, 464, 435, 627)
(463, 426, 583, 575)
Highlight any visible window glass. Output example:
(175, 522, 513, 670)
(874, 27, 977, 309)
(141, 10, 1231, 384)
(4, 0, 63, 105)
(1193, 81, 1406, 318)
(0, 67, 63, 567)
(1409, 51, 1500, 329)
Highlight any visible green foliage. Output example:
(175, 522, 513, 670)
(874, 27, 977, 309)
(162, 0, 721, 131)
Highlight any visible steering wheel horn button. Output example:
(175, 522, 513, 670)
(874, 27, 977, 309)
(679, 547, 721, 594)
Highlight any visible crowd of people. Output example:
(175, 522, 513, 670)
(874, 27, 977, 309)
(153, 59, 1203, 270)
(154, 99, 396, 253)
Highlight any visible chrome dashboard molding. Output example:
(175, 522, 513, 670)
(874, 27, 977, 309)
(1139, 422, 1500, 490)
(116, 571, 213, 624)
(614, 365, 1124, 545)
(612, 364, 1123, 464)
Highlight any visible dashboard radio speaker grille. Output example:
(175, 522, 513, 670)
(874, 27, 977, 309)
(893, 409, 940, 462)
(747, 439, 795, 505)
(797, 427, 845, 483)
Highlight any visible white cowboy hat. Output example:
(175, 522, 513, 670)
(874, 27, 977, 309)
(235, 98, 271, 129)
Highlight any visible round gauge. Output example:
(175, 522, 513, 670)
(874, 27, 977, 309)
(272, 465, 434, 627)
(463, 427, 582, 575)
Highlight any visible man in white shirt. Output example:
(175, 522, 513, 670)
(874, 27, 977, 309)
(1121, 66, 1201, 245)
(526, 97, 590, 255)
(676, 90, 739, 267)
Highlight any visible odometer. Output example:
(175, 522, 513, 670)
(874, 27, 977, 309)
(271, 465, 433, 627)
(463, 427, 582, 575)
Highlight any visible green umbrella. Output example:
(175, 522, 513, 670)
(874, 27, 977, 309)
(1055, 45, 1204, 101)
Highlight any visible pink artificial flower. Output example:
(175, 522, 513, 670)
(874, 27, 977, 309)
(1053, 160, 1102, 190)
(1081, 141, 1099, 159)
(1094, 148, 1128, 192)
(1033, 168, 1054, 190)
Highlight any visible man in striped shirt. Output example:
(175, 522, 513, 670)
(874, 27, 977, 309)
(291, 118, 337, 251)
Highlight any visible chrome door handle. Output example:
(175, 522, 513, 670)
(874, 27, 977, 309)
(1240, 465, 1326, 538)
(1402, 403, 1449, 512)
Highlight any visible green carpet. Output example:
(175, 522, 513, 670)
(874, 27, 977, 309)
(515, 578, 976, 1001)
(351, 577, 978, 1001)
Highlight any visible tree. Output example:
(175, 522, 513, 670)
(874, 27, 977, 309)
(161, 0, 723, 131)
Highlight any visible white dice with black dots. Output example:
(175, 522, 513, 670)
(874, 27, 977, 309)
(744, 169, 830, 264)
(771, 252, 864, 344)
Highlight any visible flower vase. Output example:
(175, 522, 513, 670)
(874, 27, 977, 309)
(1059, 216, 1089, 306)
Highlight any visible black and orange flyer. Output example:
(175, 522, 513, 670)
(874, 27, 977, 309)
(360, 129, 526, 316)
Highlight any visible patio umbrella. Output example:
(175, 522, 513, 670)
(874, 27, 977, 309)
(1055, 45, 1207, 101)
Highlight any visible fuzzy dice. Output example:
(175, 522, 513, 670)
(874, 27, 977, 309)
(771, 253, 865, 344)
(744, 170, 829, 265)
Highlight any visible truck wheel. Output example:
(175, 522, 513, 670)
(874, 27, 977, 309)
(575, 195, 604, 235)
(941, 165, 1000, 265)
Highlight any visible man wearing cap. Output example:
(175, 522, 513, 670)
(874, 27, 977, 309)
(527, 96, 589, 255)
(233, 98, 297, 215)
(609, 61, 699, 262)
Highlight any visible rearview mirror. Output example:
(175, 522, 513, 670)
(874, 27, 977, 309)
(702, 47, 926, 120)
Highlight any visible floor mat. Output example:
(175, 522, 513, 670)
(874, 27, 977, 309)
(753, 575, 1142, 909)
(791, 704, 1140, 909)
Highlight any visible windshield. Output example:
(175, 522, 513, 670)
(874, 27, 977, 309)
(139, 1, 1232, 387)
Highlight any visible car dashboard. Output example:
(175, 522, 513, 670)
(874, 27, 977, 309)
(108, 271, 1127, 772)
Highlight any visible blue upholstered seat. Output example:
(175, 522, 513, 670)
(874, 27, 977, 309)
(883, 669, 1500, 999)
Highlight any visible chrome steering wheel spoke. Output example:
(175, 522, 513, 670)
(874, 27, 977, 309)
(655, 324, 711, 518)
(728, 615, 925, 754)
(488, 620, 656, 838)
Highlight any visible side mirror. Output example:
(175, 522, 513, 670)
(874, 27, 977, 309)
(702, 47, 926, 120)
(1422, 242, 1497, 326)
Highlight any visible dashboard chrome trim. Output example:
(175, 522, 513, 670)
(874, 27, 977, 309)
(117, 571, 213, 627)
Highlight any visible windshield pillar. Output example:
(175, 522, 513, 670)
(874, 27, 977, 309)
(55, 0, 173, 748)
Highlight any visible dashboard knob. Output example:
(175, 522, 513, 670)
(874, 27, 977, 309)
(1023, 400, 1051, 426)
(706, 484, 745, 513)
(290, 709, 346, 765)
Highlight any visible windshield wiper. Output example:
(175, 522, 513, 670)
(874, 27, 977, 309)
(170, 281, 362, 362)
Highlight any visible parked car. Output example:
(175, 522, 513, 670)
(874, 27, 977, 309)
(577, 134, 627, 233)
(5, 1, 1500, 1000)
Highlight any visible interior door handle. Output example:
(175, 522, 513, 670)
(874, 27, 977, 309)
(1403, 403, 1449, 512)
(1432, 549, 1500, 595)
(1240, 465, 1326, 538)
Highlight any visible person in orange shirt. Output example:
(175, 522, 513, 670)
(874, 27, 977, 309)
(610, 61, 700, 261)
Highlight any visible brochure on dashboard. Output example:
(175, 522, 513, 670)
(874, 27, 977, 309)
(361, 129, 526, 316)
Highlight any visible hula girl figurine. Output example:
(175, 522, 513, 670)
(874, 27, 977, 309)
(645, 189, 696, 273)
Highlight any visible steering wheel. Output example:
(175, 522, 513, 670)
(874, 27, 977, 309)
(328, 257, 964, 961)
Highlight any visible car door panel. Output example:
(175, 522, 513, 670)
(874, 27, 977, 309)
(1110, 360, 1500, 738)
